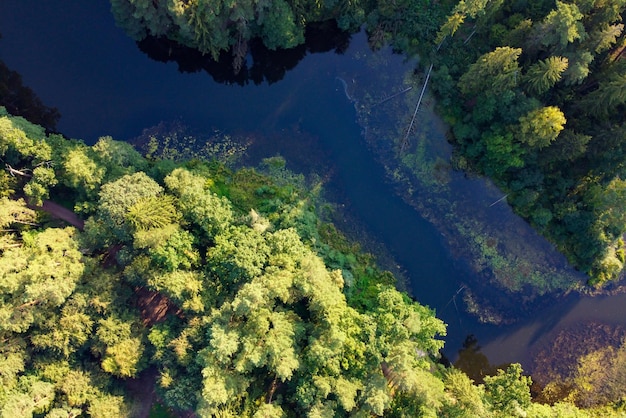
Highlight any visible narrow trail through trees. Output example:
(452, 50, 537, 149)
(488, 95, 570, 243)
(33, 200, 85, 230)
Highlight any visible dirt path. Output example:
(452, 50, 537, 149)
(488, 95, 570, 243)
(126, 367, 158, 418)
(35, 200, 85, 230)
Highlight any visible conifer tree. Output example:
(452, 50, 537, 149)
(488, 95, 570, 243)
(524, 56, 569, 95)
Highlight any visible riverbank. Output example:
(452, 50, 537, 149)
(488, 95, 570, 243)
(333, 39, 592, 324)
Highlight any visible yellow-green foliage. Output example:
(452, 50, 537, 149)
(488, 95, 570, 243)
(1, 108, 624, 417)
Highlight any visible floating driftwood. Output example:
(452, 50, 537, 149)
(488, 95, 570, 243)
(401, 63, 433, 151)
(372, 86, 413, 107)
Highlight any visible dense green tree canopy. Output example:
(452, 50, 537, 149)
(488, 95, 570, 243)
(3, 107, 623, 416)
(5, 0, 626, 412)
(110, 0, 365, 70)
(428, 0, 626, 285)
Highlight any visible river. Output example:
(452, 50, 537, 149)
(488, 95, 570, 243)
(2, 0, 626, 375)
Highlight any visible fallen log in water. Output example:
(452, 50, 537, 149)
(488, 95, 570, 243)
(401, 63, 434, 151)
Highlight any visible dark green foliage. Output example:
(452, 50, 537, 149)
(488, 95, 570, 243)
(458, 47, 522, 96)
(110, 0, 364, 68)
(523, 56, 569, 95)
(0, 110, 448, 416)
(0, 104, 621, 416)
(110, 0, 448, 69)
(473, 129, 525, 177)
(428, 0, 626, 285)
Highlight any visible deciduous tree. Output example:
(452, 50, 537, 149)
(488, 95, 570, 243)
(518, 106, 566, 148)
(0, 227, 83, 334)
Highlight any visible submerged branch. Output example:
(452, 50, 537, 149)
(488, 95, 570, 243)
(372, 86, 413, 107)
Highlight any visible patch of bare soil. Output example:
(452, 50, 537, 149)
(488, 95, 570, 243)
(134, 287, 182, 327)
(37, 199, 85, 229)
(126, 367, 158, 418)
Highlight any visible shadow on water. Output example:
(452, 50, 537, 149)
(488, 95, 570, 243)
(451, 335, 513, 384)
(0, 59, 60, 131)
(137, 20, 352, 86)
(480, 290, 626, 369)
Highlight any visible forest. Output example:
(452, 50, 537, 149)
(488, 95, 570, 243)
(429, 0, 626, 286)
(110, 0, 626, 286)
(0, 109, 624, 416)
(1, 0, 626, 416)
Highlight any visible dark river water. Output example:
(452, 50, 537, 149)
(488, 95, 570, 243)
(2, 0, 626, 373)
